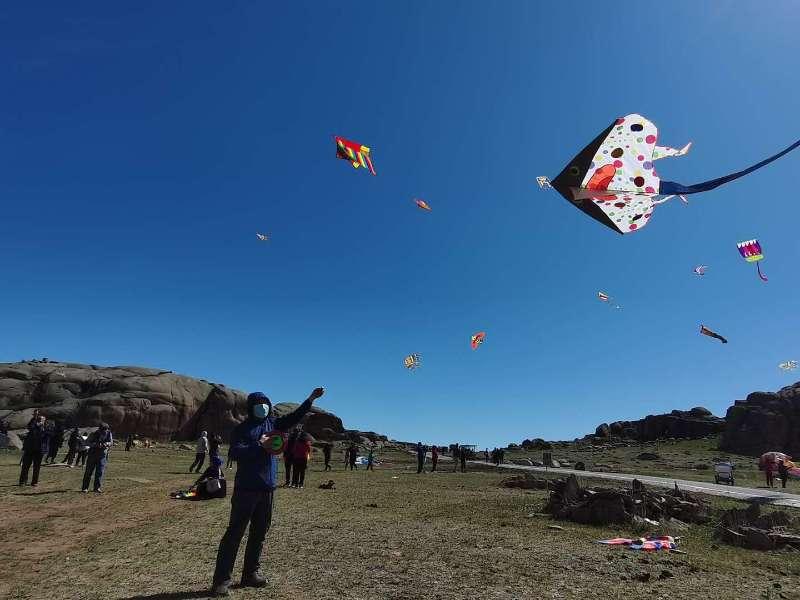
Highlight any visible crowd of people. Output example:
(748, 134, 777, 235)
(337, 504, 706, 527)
(18, 409, 113, 492)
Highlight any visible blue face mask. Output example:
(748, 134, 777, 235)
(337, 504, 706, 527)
(252, 404, 269, 419)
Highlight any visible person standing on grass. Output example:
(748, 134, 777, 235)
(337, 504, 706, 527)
(210, 387, 324, 596)
(283, 428, 299, 487)
(81, 423, 113, 493)
(484, 448, 490, 462)
(765, 459, 776, 488)
(460, 447, 467, 473)
(45, 422, 64, 464)
(19, 413, 49, 487)
(430, 445, 438, 472)
(452, 444, 460, 472)
(76, 432, 89, 467)
(291, 433, 313, 488)
(62, 427, 80, 467)
(190, 431, 209, 473)
(416, 442, 426, 474)
(209, 432, 222, 461)
(348, 443, 358, 471)
(323, 443, 332, 471)
(125, 434, 134, 452)
(778, 460, 790, 489)
(366, 444, 375, 471)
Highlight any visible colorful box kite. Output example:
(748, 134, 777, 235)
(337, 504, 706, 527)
(335, 136, 376, 175)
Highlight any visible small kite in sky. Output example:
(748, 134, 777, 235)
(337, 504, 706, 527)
(693, 265, 708, 276)
(403, 353, 422, 371)
(471, 332, 486, 350)
(737, 239, 768, 282)
(700, 325, 728, 344)
(779, 360, 798, 371)
(414, 198, 431, 211)
(256, 233, 269, 241)
(598, 291, 622, 309)
(540, 113, 800, 234)
(335, 136, 376, 175)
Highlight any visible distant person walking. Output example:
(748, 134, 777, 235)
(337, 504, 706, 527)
(291, 434, 312, 488)
(76, 432, 89, 467)
(125, 434, 135, 452)
(778, 460, 790, 489)
(348, 443, 358, 471)
(210, 387, 324, 596)
(190, 431, 209, 473)
(283, 428, 299, 486)
(484, 448, 490, 462)
(431, 445, 438, 472)
(62, 427, 80, 467)
(416, 442, 426, 474)
(81, 423, 113, 493)
(322, 443, 332, 471)
(19, 412, 49, 487)
(209, 433, 222, 461)
(45, 423, 64, 464)
(366, 445, 375, 471)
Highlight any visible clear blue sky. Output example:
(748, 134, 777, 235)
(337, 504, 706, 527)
(2, 2, 799, 448)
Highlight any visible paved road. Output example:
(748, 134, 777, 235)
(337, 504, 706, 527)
(476, 460, 800, 508)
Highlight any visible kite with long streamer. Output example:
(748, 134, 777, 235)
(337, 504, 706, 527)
(403, 353, 422, 371)
(700, 325, 728, 344)
(737, 239, 768, 282)
(335, 136, 376, 175)
(541, 114, 800, 234)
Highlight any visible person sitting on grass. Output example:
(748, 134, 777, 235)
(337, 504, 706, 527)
(210, 387, 325, 597)
(171, 456, 227, 500)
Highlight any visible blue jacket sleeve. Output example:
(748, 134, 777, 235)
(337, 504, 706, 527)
(229, 426, 265, 462)
(274, 398, 313, 432)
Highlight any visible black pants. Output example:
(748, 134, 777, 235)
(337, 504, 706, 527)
(431, 458, 437, 472)
(417, 457, 424, 473)
(46, 446, 60, 463)
(20, 451, 44, 485)
(292, 460, 307, 487)
(63, 448, 77, 465)
(460, 458, 466, 473)
(284, 458, 293, 485)
(213, 489, 274, 584)
(366, 461, 373, 471)
(76, 451, 88, 466)
(780, 475, 788, 488)
(190, 452, 206, 473)
(349, 461, 356, 470)
(324, 457, 331, 471)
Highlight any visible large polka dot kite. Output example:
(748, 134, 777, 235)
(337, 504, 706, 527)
(540, 113, 800, 234)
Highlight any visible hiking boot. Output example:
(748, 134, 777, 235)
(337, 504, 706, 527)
(241, 571, 268, 588)
(211, 580, 232, 596)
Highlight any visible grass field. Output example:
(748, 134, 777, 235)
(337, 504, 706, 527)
(504, 436, 798, 493)
(2, 444, 799, 600)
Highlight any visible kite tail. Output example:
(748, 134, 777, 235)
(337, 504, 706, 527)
(660, 137, 800, 195)
(757, 262, 768, 282)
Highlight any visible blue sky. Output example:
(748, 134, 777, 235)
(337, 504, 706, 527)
(1, 2, 799, 448)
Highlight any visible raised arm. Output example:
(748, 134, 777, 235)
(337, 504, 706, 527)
(274, 388, 325, 431)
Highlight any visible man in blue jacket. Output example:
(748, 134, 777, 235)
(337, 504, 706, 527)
(211, 387, 325, 596)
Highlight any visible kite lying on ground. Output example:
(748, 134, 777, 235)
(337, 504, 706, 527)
(540, 114, 800, 234)
(414, 198, 431, 211)
(693, 265, 708, 276)
(779, 360, 798, 371)
(404, 353, 422, 371)
(598, 536, 682, 553)
(471, 332, 486, 350)
(737, 239, 768, 282)
(335, 136, 376, 175)
(597, 290, 622, 309)
(700, 325, 728, 344)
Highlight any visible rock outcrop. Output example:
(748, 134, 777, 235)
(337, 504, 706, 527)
(592, 407, 725, 442)
(0, 360, 349, 442)
(720, 381, 800, 456)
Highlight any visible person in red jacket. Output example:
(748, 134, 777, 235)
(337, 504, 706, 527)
(290, 434, 313, 488)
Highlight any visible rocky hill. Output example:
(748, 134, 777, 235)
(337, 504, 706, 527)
(591, 407, 725, 442)
(721, 381, 800, 456)
(0, 359, 376, 443)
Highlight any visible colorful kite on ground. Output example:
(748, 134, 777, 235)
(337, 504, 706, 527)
(597, 291, 621, 309)
(598, 536, 681, 553)
(403, 353, 422, 371)
(693, 265, 708, 276)
(471, 332, 486, 350)
(256, 233, 269, 241)
(779, 360, 798, 371)
(737, 239, 768, 282)
(540, 114, 800, 234)
(414, 198, 431, 211)
(335, 136, 376, 175)
(700, 325, 728, 344)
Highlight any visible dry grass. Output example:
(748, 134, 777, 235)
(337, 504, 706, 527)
(1, 445, 799, 600)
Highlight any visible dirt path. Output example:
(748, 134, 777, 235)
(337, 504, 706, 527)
(473, 460, 800, 508)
